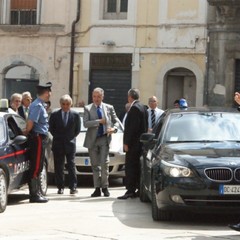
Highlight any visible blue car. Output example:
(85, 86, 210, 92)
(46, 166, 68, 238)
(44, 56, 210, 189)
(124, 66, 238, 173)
(0, 100, 48, 213)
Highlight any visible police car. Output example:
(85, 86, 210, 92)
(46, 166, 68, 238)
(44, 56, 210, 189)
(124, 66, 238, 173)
(0, 99, 48, 213)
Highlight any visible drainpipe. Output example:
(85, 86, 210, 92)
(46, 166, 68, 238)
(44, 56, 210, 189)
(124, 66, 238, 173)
(69, 0, 81, 96)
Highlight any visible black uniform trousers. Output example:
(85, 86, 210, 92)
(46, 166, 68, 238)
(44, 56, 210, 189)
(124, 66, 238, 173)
(28, 133, 48, 179)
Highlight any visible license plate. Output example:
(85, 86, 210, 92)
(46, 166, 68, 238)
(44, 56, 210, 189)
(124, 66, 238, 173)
(219, 185, 240, 195)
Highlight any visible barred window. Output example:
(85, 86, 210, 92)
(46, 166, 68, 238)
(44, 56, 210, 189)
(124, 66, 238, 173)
(104, 0, 128, 20)
(10, 0, 37, 25)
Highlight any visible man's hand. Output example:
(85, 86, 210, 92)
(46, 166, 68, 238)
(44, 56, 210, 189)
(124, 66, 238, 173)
(124, 144, 129, 152)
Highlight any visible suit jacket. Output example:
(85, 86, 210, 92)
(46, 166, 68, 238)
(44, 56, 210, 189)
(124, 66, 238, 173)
(124, 101, 148, 147)
(83, 102, 119, 149)
(18, 106, 28, 119)
(49, 109, 81, 153)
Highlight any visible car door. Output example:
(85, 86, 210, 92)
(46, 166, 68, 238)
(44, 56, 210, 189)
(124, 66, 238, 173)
(5, 114, 29, 189)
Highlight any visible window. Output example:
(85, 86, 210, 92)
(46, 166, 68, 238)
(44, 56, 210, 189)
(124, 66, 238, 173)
(103, 0, 128, 20)
(10, 0, 37, 25)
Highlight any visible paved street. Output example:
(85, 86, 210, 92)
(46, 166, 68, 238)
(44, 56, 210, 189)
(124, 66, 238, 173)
(1, 179, 240, 240)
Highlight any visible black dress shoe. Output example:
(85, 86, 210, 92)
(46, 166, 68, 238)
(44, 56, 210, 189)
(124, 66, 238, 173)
(117, 191, 137, 200)
(102, 188, 110, 197)
(91, 188, 101, 197)
(57, 188, 64, 194)
(29, 195, 48, 203)
(70, 188, 78, 194)
(229, 223, 240, 231)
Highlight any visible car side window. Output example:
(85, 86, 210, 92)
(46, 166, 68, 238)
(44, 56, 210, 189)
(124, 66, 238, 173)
(0, 117, 6, 144)
(13, 115, 26, 134)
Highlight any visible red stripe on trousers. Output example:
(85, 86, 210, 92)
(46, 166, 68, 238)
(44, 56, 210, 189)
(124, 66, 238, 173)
(33, 135, 42, 178)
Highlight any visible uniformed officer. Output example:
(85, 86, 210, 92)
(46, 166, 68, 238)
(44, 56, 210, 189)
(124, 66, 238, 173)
(24, 82, 52, 203)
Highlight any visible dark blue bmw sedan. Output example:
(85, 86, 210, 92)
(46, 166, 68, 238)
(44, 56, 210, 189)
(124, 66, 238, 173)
(140, 107, 240, 221)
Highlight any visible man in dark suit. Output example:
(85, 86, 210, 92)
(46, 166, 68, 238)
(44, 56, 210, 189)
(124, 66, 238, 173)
(18, 91, 32, 119)
(49, 94, 81, 194)
(118, 88, 148, 199)
(83, 87, 119, 197)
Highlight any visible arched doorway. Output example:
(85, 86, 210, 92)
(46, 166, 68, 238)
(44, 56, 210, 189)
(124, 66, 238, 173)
(4, 65, 39, 99)
(164, 68, 196, 109)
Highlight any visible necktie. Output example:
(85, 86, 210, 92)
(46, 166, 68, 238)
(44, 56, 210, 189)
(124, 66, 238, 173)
(63, 112, 68, 126)
(97, 106, 104, 137)
(151, 109, 155, 128)
(25, 107, 29, 119)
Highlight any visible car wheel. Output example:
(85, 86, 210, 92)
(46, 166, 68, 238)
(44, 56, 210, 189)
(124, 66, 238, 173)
(39, 162, 48, 196)
(151, 173, 171, 221)
(0, 169, 8, 213)
(139, 164, 149, 202)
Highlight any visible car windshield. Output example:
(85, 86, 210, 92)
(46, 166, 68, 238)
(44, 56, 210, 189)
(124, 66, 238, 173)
(163, 112, 240, 142)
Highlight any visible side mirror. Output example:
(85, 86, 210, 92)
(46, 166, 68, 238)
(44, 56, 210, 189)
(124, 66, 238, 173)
(11, 135, 27, 145)
(140, 133, 156, 143)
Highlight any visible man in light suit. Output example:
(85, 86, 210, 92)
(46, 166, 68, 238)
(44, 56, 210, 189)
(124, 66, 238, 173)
(49, 94, 81, 195)
(83, 87, 119, 197)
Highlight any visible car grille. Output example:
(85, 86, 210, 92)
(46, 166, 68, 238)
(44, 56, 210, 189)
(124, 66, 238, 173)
(235, 168, 240, 181)
(76, 166, 114, 173)
(183, 195, 240, 207)
(204, 168, 240, 182)
(204, 168, 233, 182)
(75, 153, 115, 157)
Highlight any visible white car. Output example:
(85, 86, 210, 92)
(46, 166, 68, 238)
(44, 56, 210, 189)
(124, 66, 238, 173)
(47, 107, 125, 179)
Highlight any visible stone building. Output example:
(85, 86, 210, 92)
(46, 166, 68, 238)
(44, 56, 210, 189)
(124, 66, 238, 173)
(0, 0, 78, 105)
(0, 0, 209, 114)
(207, 0, 240, 107)
(73, 0, 208, 115)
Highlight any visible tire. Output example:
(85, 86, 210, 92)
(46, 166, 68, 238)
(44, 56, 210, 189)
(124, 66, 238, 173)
(151, 173, 171, 221)
(39, 162, 48, 196)
(139, 164, 149, 202)
(0, 169, 8, 213)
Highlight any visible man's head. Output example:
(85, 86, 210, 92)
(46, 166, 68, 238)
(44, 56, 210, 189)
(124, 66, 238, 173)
(60, 94, 72, 112)
(127, 88, 140, 103)
(10, 93, 22, 111)
(173, 99, 180, 108)
(36, 82, 52, 101)
(21, 91, 32, 107)
(92, 87, 104, 106)
(148, 96, 158, 110)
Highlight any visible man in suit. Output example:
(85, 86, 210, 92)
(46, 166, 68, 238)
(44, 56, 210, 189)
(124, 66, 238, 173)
(147, 96, 164, 132)
(83, 87, 119, 197)
(49, 94, 81, 194)
(18, 91, 32, 120)
(118, 88, 148, 199)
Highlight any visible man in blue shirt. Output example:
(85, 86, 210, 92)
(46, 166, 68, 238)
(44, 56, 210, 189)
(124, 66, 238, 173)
(24, 82, 52, 203)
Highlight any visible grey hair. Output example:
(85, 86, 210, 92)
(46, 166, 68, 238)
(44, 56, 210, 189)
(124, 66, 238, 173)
(60, 94, 73, 105)
(93, 87, 104, 96)
(10, 93, 22, 103)
(128, 88, 140, 100)
(22, 91, 32, 99)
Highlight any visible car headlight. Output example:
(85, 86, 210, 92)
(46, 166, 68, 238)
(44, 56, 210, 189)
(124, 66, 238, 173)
(161, 160, 194, 177)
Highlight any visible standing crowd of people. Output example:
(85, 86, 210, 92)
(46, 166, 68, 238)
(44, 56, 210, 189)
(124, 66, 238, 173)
(9, 83, 190, 204)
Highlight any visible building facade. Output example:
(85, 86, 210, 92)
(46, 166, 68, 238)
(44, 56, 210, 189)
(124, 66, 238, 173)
(0, 0, 209, 114)
(0, 0, 78, 105)
(75, 0, 208, 115)
(207, 0, 240, 107)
